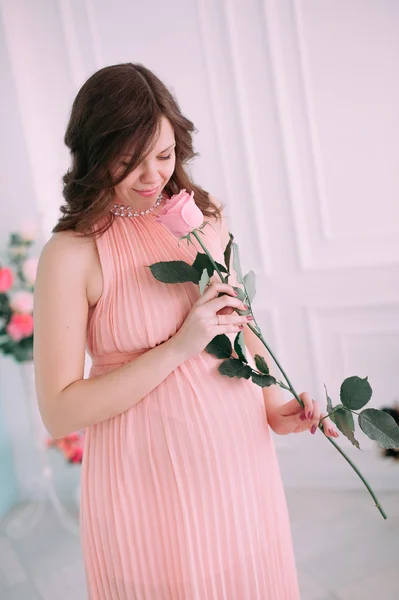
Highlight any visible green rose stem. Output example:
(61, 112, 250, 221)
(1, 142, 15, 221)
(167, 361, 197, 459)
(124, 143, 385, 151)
(191, 230, 387, 520)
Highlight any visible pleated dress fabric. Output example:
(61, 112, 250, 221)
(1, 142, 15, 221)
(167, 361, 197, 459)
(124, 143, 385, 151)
(80, 195, 301, 600)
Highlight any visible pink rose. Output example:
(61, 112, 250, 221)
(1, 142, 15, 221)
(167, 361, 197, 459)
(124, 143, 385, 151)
(156, 189, 204, 237)
(22, 258, 38, 284)
(0, 267, 14, 293)
(10, 290, 34, 313)
(7, 313, 34, 341)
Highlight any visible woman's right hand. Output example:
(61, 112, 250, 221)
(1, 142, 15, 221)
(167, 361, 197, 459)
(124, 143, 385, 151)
(172, 282, 252, 361)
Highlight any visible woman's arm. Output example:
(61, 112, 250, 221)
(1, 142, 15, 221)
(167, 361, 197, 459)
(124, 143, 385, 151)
(242, 324, 286, 429)
(209, 195, 285, 429)
(34, 232, 186, 439)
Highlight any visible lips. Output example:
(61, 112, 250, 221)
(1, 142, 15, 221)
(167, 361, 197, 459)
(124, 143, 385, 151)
(135, 186, 159, 193)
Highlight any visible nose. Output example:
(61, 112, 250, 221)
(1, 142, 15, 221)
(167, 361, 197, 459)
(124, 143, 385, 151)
(140, 163, 162, 185)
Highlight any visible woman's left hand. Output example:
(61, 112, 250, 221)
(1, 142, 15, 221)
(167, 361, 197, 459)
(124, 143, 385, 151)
(268, 392, 340, 438)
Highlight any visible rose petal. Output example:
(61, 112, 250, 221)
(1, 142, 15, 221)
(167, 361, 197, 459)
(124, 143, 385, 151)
(162, 189, 187, 212)
(166, 193, 191, 215)
(156, 213, 190, 237)
(181, 198, 204, 229)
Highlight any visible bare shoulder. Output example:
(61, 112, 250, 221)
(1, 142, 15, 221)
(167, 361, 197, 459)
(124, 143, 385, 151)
(37, 230, 102, 308)
(38, 231, 95, 287)
(41, 230, 95, 262)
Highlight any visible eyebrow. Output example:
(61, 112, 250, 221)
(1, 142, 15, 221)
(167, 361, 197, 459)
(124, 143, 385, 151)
(159, 142, 176, 153)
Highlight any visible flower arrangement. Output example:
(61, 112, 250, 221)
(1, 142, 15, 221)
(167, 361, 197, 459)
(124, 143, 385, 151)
(47, 431, 85, 464)
(0, 223, 84, 466)
(149, 189, 399, 519)
(0, 223, 38, 362)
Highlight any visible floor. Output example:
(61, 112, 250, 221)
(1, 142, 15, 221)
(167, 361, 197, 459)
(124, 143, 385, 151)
(1, 442, 398, 599)
(0, 486, 398, 600)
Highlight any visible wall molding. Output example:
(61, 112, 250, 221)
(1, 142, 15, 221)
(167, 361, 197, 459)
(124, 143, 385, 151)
(194, 0, 273, 277)
(262, 0, 399, 270)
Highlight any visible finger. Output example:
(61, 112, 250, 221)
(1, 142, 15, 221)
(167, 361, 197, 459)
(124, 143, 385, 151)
(320, 412, 329, 428)
(320, 414, 332, 435)
(217, 313, 253, 326)
(196, 282, 237, 305)
(298, 392, 314, 420)
(217, 306, 236, 316)
(325, 425, 339, 438)
(212, 294, 247, 314)
(320, 415, 339, 438)
(309, 399, 321, 434)
(328, 424, 339, 438)
(277, 398, 304, 417)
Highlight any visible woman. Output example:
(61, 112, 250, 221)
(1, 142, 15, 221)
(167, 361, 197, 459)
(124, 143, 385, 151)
(34, 63, 338, 599)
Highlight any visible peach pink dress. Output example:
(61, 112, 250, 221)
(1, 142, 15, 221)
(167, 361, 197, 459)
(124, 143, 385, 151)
(80, 195, 301, 599)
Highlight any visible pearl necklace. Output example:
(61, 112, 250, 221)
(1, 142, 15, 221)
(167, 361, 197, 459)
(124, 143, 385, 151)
(110, 193, 165, 217)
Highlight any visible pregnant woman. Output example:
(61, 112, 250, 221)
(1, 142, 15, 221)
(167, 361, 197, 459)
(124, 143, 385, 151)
(33, 62, 338, 599)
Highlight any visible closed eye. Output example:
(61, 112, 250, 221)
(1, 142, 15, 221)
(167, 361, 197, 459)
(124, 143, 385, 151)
(120, 153, 172, 167)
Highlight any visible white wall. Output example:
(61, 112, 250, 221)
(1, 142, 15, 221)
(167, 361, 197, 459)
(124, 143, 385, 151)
(1, 0, 398, 497)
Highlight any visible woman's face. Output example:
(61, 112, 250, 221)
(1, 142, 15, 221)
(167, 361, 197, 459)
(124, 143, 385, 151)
(113, 116, 176, 209)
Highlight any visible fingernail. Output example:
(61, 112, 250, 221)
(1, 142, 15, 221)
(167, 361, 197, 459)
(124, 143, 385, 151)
(311, 424, 317, 434)
(233, 291, 239, 296)
(243, 304, 249, 309)
(300, 413, 306, 421)
(307, 411, 313, 420)
(246, 316, 254, 321)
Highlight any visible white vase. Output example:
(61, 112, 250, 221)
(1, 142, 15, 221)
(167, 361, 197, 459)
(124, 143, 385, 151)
(19, 360, 49, 461)
(1, 359, 47, 500)
(2, 359, 80, 538)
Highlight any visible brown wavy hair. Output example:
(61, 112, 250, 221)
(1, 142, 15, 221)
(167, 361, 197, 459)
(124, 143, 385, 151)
(53, 63, 224, 237)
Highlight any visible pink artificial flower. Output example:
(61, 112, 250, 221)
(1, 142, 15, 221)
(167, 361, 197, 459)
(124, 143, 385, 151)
(156, 189, 204, 237)
(22, 257, 38, 284)
(7, 313, 34, 341)
(10, 290, 34, 314)
(68, 447, 83, 464)
(0, 267, 14, 293)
